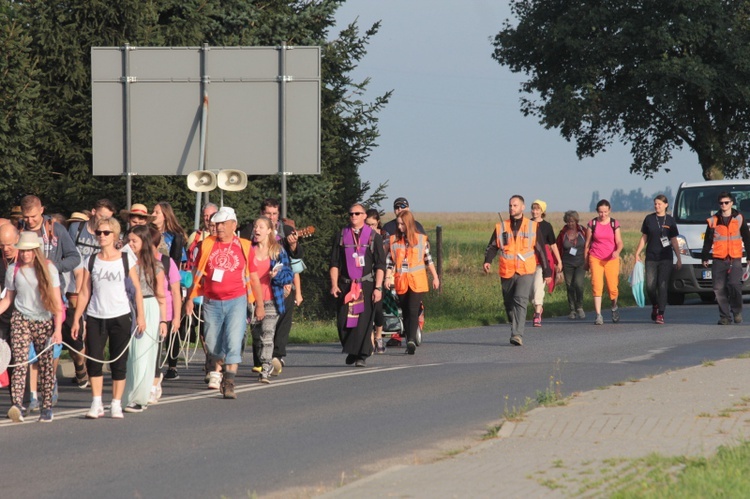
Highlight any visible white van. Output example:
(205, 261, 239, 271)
(668, 180, 750, 305)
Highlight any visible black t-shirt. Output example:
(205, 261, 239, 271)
(536, 220, 556, 246)
(641, 213, 679, 261)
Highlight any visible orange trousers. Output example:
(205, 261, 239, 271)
(589, 256, 619, 300)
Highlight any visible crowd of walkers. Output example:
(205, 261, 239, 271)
(8, 189, 727, 422)
(0, 195, 311, 422)
(483, 193, 721, 346)
(1, 193, 443, 422)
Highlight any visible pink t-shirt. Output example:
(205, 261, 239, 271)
(253, 256, 272, 302)
(162, 257, 181, 320)
(588, 218, 620, 261)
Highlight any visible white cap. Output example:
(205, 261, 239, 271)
(211, 206, 237, 223)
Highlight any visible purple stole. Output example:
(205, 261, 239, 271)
(342, 225, 372, 327)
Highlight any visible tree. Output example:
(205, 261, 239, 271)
(3, 0, 390, 318)
(0, 4, 45, 209)
(492, 0, 750, 180)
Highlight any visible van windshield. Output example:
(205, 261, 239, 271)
(674, 185, 750, 224)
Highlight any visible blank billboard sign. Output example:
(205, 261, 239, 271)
(91, 46, 321, 177)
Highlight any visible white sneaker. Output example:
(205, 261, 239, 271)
(148, 389, 159, 405)
(110, 403, 124, 419)
(85, 402, 105, 419)
(207, 371, 222, 390)
(155, 373, 163, 400)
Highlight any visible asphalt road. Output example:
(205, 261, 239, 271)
(2, 300, 749, 498)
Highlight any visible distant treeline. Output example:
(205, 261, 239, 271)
(589, 187, 673, 212)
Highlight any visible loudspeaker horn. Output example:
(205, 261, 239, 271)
(187, 170, 217, 192)
(217, 170, 247, 192)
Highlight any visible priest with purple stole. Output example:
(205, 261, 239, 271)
(330, 203, 386, 367)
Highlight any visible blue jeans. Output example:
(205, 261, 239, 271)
(203, 295, 248, 365)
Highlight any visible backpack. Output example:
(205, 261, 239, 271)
(88, 252, 137, 326)
(590, 218, 617, 236)
(71, 221, 99, 252)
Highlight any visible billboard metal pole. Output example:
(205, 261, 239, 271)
(279, 42, 289, 220)
(194, 43, 210, 231)
(121, 43, 133, 209)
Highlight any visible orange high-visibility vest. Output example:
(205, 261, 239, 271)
(707, 215, 744, 259)
(389, 234, 429, 294)
(188, 235, 255, 303)
(496, 218, 538, 278)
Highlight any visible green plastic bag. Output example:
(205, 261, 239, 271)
(629, 261, 645, 308)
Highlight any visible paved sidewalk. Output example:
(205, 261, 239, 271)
(324, 358, 750, 498)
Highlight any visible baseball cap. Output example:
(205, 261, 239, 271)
(211, 207, 237, 223)
(393, 197, 409, 209)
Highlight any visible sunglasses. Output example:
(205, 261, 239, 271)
(719, 201, 733, 205)
(349, 211, 364, 216)
(94, 230, 113, 236)
(394, 204, 407, 210)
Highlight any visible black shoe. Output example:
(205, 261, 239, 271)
(345, 354, 357, 365)
(406, 341, 416, 355)
(73, 368, 89, 389)
(124, 403, 145, 413)
(165, 368, 180, 380)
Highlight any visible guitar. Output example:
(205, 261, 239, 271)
(294, 226, 315, 238)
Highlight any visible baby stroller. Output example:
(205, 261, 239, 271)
(381, 288, 423, 346)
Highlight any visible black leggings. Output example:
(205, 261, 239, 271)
(85, 314, 131, 380)
(398, 290, 424, 344)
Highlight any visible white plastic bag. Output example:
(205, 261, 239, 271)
(629, 260, 645, 308)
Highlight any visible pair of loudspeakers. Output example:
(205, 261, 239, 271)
(186, 170, 247, 193)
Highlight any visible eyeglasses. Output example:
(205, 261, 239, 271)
(94, 230, 113, 236)
(349, 212, 364, 216)
(719, 201, 733, 205)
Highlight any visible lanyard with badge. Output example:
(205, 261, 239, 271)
(211, 240, 234, 282)
(657, 215, 670, 247)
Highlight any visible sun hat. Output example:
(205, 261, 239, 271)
(120, 203, 155, 221)
(15, 231, 41, 250)
(532, 199, 547, 214)
(211, 207, 237, 223)
(67, 211, 90, 223)
(393, 197, 409, 209)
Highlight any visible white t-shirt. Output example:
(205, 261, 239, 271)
(5, 262, 60, 321)
(86, 255, 133, 319)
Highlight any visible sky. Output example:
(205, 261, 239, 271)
(332, 0, 704, 213)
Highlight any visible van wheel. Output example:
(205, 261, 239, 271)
(700, 293, 715, 304)
(667, 292, 685, 306)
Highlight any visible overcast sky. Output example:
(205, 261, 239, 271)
(332, 0, 704, 214)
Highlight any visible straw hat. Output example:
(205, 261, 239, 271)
(67, 211, 90, 223)
(15, 231, 41, 250)
(120, 203, 155, 221)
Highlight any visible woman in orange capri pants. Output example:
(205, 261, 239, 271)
(584, 199, 624, 326)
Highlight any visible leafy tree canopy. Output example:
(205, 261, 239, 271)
(0, 0, 391, 318)
(493, 0, 750, 181)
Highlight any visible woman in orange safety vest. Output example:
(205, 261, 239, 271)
(385, 211, 439, 355)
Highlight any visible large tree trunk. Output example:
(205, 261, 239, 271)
(698, 151, 724, 180)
